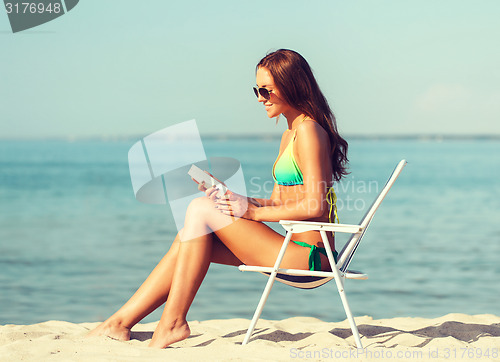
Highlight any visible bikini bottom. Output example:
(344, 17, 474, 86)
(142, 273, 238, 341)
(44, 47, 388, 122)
(291, 240, 338, 271)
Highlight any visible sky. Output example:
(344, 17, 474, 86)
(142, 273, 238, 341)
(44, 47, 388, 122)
(1, 0, 499, 139)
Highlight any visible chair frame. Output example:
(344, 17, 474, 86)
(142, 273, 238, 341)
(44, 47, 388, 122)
(239, 160, 407, 348)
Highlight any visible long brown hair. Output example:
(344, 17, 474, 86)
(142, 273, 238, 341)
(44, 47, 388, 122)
(257, 49, 349, 181)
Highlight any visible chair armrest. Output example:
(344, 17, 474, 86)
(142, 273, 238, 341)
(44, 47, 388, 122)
(279, 220, 363, 234)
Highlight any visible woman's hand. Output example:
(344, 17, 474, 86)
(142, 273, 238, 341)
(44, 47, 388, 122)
(215, 191, 256, 220)
(194, 182, 221, 201)
(192, 171, 227, 202)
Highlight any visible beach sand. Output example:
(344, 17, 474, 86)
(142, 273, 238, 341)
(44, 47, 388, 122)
(1, 314, 499, 361)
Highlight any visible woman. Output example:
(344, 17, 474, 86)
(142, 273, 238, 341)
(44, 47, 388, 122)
(88, 49, 349, 348)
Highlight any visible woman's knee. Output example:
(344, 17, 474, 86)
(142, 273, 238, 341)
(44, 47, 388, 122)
(185, 196, 215, 221)
(184, 196, 234, 237)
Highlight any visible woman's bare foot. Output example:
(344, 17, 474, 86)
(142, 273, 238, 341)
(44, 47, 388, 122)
(148, 319, 190, 348)
(87, 319, 131, 341)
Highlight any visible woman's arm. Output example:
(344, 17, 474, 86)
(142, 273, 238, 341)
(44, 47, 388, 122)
(249, 182, 281, 207)
(250, 121, 331, 222)
(248, 131, 288, 208)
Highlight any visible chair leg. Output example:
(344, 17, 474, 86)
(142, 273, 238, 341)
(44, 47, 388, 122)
(242, 231, 294, 345)
(241, 266, 276, 345)
(320, 231, 363, 349)
(333, 278, 363, 349)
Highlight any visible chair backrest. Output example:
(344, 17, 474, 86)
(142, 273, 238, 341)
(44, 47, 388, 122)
(337, 160, 407, 272)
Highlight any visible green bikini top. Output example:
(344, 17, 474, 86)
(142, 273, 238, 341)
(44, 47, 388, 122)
(272, 128, 303, 186)
(272, 118, 339, 223)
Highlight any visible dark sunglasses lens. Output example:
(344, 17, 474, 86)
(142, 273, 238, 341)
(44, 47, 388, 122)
(258, 88, 270, 99)
(253, 87, 271, 99)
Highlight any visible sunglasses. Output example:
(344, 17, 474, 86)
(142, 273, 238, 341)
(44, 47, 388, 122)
(253, 86, 274, 100)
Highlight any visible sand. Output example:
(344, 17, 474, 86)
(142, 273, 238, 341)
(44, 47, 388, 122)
(1, 314, 500, 361)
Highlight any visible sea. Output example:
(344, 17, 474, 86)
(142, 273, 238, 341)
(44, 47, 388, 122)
(1, 137, 499, 325)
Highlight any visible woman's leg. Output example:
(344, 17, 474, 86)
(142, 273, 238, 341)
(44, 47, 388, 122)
(87, 229, 242, 340)
(148, 196, 310, 348)
(87, 233, 181, 340)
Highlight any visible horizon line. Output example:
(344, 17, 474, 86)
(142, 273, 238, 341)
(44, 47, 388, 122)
(1, 133, 500, 142)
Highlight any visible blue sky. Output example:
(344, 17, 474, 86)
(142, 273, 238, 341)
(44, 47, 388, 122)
(1, 0, 499, 139)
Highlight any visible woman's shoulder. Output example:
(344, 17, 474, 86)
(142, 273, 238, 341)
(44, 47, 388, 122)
(293, 119, 332, 167)
(295, 119, 329, 146)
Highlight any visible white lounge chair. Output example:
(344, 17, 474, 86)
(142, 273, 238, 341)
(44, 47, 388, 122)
(239, 160, 407, 348)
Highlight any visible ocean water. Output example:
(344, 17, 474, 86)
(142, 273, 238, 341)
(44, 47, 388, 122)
(0, 138, 499, 325)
